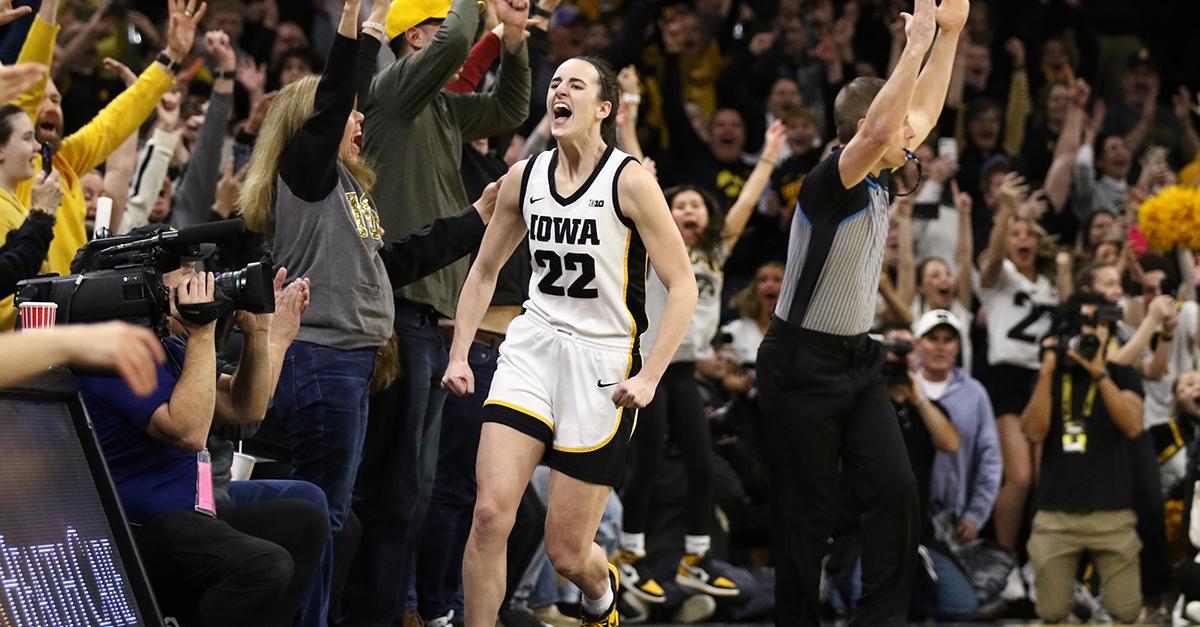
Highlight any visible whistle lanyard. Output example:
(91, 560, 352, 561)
(1061, 371, 1098, 454)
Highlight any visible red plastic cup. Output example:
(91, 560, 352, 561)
(19, 302, 58, 329)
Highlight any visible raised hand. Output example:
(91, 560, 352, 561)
(762, 119, 787, 163)
(102, 57, 138, 86)
(30, 170, 62, 215)
(900, 0, 937, 52)
(0, 0, 31, 26)
(748, 30, 777, 56)
(156, 90, 183, 131)
(0, 63, 46, 104)
(496, 0, 529, 30)
(165, 0, 209, 62)
(1005, 37, 1025, 68)
(996, 171, 1029, 209)
(951, 179, 971, 216)
(618, 65, 641, 96)
(236, 57, 266, 97)
(206, 29, 236, 72)
(935, 0, 969, 35)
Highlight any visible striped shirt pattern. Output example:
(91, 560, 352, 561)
(776, 151, 892, 336)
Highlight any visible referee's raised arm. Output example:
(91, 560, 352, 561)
(835, 0, 937, 188)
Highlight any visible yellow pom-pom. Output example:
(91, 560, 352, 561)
(1138, 185, 1200, 252)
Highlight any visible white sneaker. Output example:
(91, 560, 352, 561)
(1185, 600, 1200, 623)
(427, 610, 455, 627)
(1001, 565, 1026, 602)
(671, 594, 717, 623)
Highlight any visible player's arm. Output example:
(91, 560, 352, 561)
(837, 0, 936, 188)
(613, 163, 698, 408)
(442, 162, 531, 396)
(905, 0, 968, 149)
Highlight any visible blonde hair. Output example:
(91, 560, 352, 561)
(239, 75, 376, 234)
(732, 261, 785, 320)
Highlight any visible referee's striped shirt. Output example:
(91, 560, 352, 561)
(775, 150, 892, 336)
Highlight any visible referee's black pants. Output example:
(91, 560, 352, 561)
(757, 319, 919, 626)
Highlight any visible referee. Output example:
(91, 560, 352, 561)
(756, 0, 968, 624)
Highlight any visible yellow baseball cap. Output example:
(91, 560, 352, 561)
(386, 0, 453, 41)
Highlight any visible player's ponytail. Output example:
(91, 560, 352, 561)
(577, 56, 619, 148)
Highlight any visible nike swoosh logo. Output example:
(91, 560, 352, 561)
(529, 196, 544, 203)
(597, 379, 620, 388)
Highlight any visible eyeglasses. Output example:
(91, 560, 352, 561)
(891, 150, 924, 198)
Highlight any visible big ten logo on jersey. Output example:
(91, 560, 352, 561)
(345, 192, 383, 240)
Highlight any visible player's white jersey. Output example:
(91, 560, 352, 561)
(978, 258, 1059, 369)
(520, 146, 647, 354)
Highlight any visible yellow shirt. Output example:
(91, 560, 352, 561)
(0, 189, 43, 330)
(12, 17, 174, 278)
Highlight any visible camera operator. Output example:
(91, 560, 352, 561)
(1021, 292, 1145, 623)
(75, 265, 326, 626)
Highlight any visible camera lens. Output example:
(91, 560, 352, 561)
(214, 262, 276, 314)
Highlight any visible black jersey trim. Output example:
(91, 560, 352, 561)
(518, 151, 540, 210)
(622, 229, 648, 379)
(611, 155, 638, 231)
(547, 144, 616, 206)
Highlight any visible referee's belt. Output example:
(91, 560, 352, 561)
(438, 327, 505, 350)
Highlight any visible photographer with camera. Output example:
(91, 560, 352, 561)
(1021, 293, 1145, 623)
(74, 264, 327, 626)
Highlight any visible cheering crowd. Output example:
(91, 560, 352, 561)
(3, 0, 1200, 624)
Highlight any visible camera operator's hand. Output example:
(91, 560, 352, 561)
(170, 271, 217, 332)
(1039, 336, 1059, 373)
(30, 170, 62, 215)
(907, 370, 925, 402)
(1066, 342, 1107, 380)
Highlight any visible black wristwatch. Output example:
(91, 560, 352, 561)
(532, 5, 553, 18)
(213, 69, 236, 81)
(156, 51, 182, 73)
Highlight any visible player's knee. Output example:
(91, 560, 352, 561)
(471, 493, 517, 541)
(545, 535, 590, 579)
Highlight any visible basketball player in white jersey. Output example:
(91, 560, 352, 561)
(442, 56, 698, 627)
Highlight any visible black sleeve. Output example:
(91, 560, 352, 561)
(1108, 363, 1145, 398)
(379, 207, 486, 287)
(278, 34, 359, 202)
(796, 150, 851, 222)
(660, 53, 706, 161)
(356, 34, 381, 110)
(0, 212, 54, 299)
(596, 0, 660, 68)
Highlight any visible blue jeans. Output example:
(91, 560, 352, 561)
(832, 548, 977, 622)
(273, 341, 377, 625)
(415, 339, 499, 620)
(342, 300, 449, 625)
(228, 480, 333, 627)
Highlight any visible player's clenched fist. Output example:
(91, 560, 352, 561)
(442, 360, 475, 397)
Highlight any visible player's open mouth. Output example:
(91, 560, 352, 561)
(553, 103, 572, 121)
(352, 134, 362, 151)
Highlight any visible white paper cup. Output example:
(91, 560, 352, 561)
(19, 302, 57, 329)
(230, 452, 256, 481)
